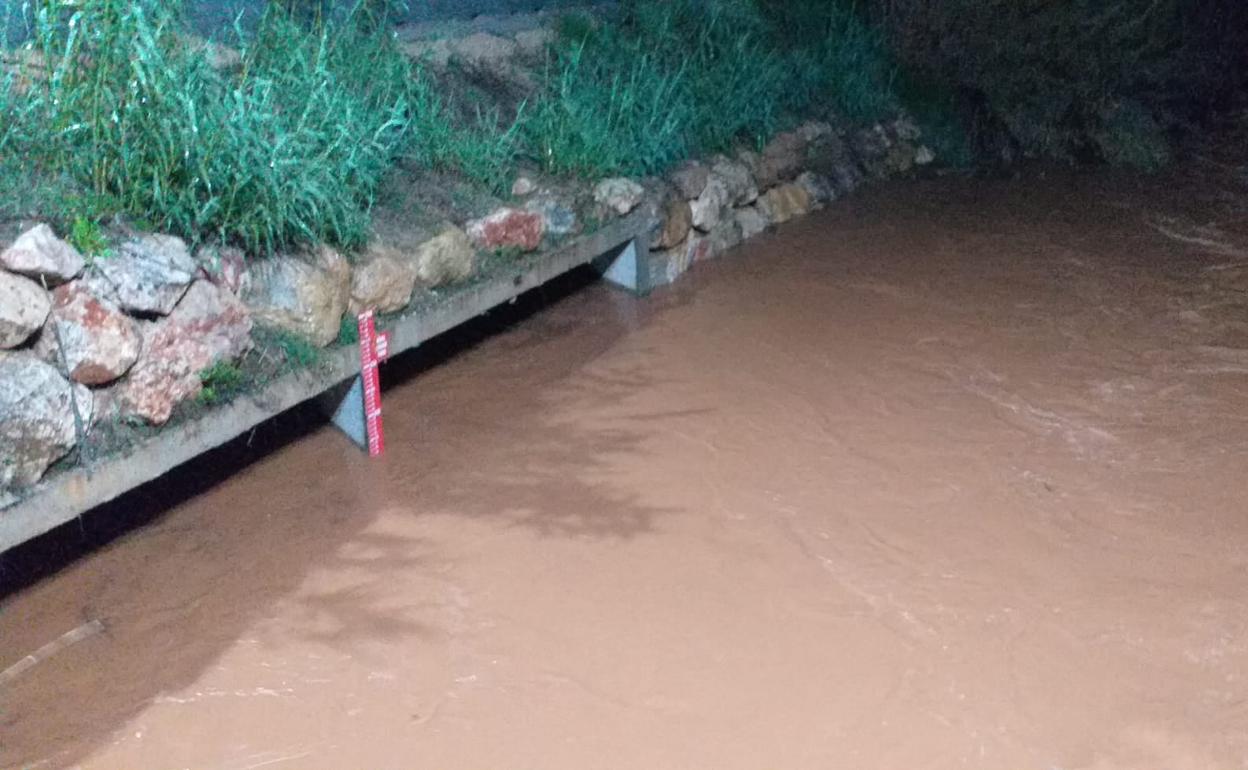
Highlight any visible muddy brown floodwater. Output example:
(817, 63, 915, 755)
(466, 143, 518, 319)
(4, 153, 1248, 769)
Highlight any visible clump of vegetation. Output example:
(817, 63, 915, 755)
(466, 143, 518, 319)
(337, 314, 360, 346)
(0, 0, 433, 254)
(523, 40, 691, 177)
(1, 0, 907, 248)
(268, 328, 322, 369)
(68, 216, 110, 260)
(520, 0, 899, 179)
(197, 360, 247, 405)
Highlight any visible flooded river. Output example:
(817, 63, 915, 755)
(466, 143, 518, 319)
(3, 157, 1248, 769)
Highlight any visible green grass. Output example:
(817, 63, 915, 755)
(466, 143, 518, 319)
(425, 105, 528, 194)
(1, 0, 917, 253)
(1, 0, 434, 255)
(511, 0, 902, 180)
(523, 38, 691, 176)
(272, 328, 322, 369)
(196, 360, 246, 405)
(68, 216, 110, 259)
(337, 314, 360, 346)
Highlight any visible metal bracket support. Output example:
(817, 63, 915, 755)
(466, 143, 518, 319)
(598, 238, 652, 296)
(322, 376, 368, 450)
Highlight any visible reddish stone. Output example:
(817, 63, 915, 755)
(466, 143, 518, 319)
(36, 282, 141, 386)
(195, 244, 250, 295)
(466, 208, 545, 253)
(119, 280, 253, 424)
(687, 234, 713, 264)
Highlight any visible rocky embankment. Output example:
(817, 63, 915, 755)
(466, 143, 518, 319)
(0, 21, 933, 499)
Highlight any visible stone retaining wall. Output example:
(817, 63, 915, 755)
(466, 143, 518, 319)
(0, 19, 933, 502)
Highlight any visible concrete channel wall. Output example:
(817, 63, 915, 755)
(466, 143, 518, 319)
(0, 211, 652, 554)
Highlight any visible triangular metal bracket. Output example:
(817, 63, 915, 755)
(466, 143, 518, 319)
(322, 375, 368, 449)
(598, 238, 652, 296)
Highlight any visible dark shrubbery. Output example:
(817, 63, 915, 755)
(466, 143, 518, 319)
(873, 0, 1248, 169)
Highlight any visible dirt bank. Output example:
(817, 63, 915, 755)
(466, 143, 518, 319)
(2, 155, 1247, 769)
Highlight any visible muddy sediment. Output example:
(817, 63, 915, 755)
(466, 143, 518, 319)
(2, 161, 1248, 769)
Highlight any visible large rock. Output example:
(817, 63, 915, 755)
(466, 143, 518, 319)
(409, 225, 478, 287)
(349, 248, 416, 315)
(685, 233, 713, 264)
(651, 198, 693, 250)
(668, 161, 710, 200)
(734, 205, 770, 240)
(0, 223, 85, 285)
(797, 120, 836, 145)
(749, 131, 806, 189)
(243, 245, 348, 347)
(0, 271, 50, 348)
(797, 171, 837, 208)
(893, 115, 922, 142)
(467, 208, 545, 253)
(593, 178, 646, 216)
(35, 283, 140, 386)
(709, 157, 758, 206)
(648, 233, 714, 286)
(757, 183, 813, 225)
(690, 176, 731, 232)
(95, 234, 197, 315)
(853, 124, 894, 178)
(167, 280, 253, 359)
(830, 160, 865, 196)
(0, 353, 92, 489)
(120, 281, 253, 424)
(511, 175, 538, 197)
(648, 239, 695, 287)
(451, 32, 534, 89)
(884, 143, 917, 175)
(194, 244, 250, 295)
(705, 219, 743, 257)
(525, 196, 579, 237)
(804, 128, 854, 173)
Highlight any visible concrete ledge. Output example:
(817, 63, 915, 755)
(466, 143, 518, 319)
(0, 209, 652, 554)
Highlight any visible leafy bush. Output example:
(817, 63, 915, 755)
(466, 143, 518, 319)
(521, 0, 899, 179)
(1, 0, 426, 254)
(523, 36, 692, 176)
(873, 0, 1248, 169)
